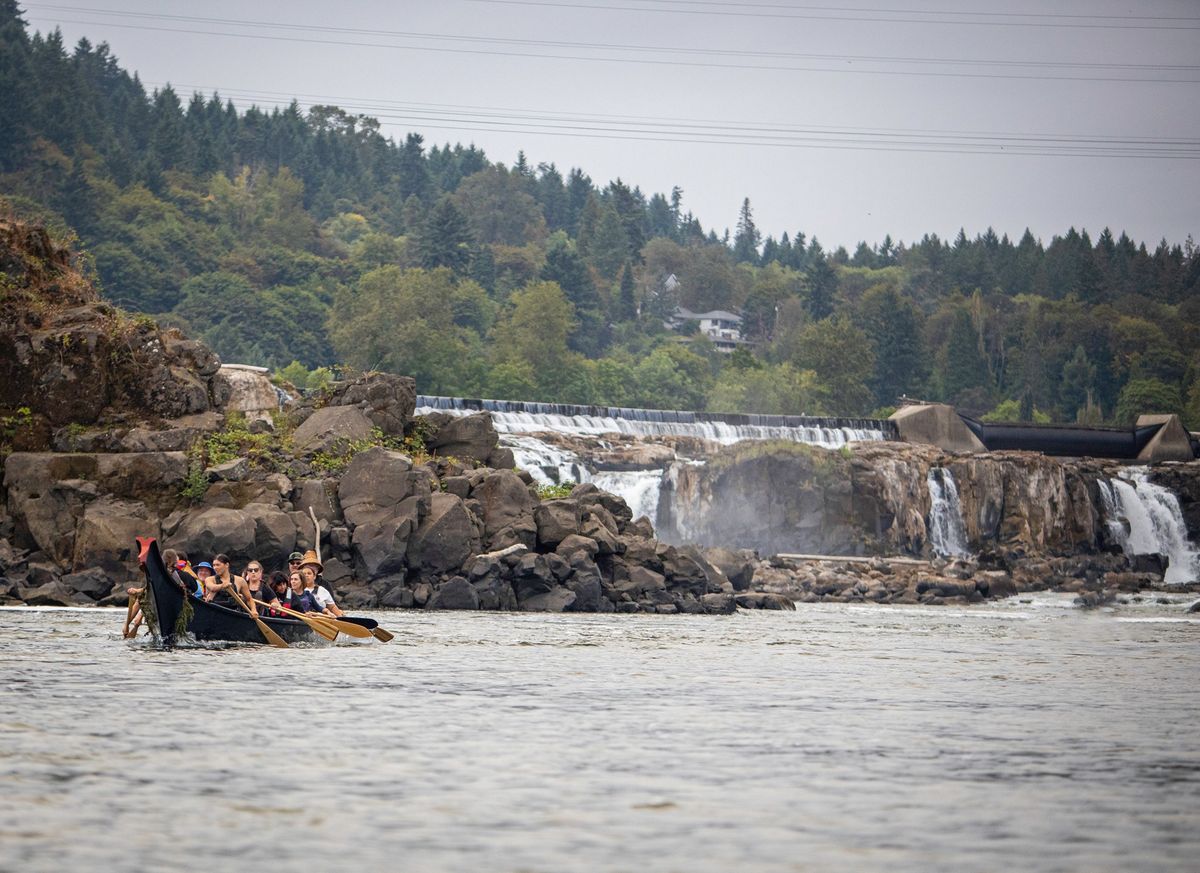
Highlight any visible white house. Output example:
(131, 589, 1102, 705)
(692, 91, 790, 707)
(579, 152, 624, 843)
(667, 306, 749, 353)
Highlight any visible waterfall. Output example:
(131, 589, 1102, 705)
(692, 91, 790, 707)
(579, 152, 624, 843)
(589, 470, 663, 525)
(501, 435, 665, 526)
(503, 435, 589, 487)
(926, 467, 970, 558)
(1100, 467, 1200, 585)
(416, 396, 892, 447)
(416, 396, 893, 535)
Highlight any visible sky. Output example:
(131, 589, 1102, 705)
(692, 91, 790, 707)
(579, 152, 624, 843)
(19, 0, 1200, 252)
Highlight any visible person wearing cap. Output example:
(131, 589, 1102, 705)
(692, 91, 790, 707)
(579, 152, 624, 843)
(298, 550, 344, 617)
(287, 551, 304, 574)
(195, 561, 215, 591)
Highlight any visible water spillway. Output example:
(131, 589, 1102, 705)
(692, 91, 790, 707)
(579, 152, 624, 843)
(417, 395, 896, 447)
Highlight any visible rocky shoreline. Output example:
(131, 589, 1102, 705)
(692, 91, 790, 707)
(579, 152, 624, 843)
(3, 218, 1200, 615)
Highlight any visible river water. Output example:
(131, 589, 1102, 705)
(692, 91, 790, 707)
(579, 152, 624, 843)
(1, 595, 1198, 873)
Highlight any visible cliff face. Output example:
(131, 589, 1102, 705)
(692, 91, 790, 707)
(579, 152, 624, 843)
(0, 220, 227, 448)
(659, 440, 1197, 562)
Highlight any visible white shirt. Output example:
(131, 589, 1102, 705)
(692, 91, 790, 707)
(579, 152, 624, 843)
(311, 585, 337, 609)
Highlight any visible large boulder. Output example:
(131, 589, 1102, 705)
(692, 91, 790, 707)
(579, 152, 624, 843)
(338, 447, 432, 529)
(534, 499, 581, 549)
(352, 497, 422, 579)
(61, 567, 115, 601)
(565, 553, 604, 612)
(407, 493, 483, 577)
(571, 482, 634, 530)
(216, 365, 280, 425)
(423, 412, 507, 467)
(521, 586, 577, 612)
(241, 503, 298, 560)
(71, 497, 157, 576)
(427, 576, 479, 610)
(702, 546, 757, 591)
(293, 478, 340, 526)
(330, 372, 416, 437)
(169, 508, 256, 562)
(291, 406, 375, 455)
(473, 469, 537, 540)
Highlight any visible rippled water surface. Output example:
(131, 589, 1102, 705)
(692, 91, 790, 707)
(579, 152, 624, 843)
(2, 595, 1198, 872)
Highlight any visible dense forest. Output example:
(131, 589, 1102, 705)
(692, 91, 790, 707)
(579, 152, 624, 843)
(2, 3, 1199, 426)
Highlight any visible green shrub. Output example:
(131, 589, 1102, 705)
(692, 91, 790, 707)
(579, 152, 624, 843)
(536, 482, 576, 500)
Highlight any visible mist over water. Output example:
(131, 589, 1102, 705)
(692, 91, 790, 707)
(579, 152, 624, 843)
(2, 601, 1197, 872)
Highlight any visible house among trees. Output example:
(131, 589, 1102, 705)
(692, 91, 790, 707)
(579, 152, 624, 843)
(667, 306, 750, 353)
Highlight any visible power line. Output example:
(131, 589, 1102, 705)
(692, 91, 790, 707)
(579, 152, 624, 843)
(464, 0, 1200, 30)
(572, 0, 1200, 23)
(25, 12, 1200, 84)
(28, 4, 1200, 72)
(136, 80, 1200, 159)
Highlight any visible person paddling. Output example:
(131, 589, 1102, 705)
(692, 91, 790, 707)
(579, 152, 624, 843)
(207, 554, 257, 617)
(243, 560, 277, 614)
(299, 550, 343, 617)
(281, 569, 327, 614)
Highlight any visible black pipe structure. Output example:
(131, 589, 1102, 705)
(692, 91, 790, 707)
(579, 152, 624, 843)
(959, 416, 1179, 459)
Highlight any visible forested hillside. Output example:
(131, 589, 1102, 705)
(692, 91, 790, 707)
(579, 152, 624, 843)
(2, 3, 1198, 425)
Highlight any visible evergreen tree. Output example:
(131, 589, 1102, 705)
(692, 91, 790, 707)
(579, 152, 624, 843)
(805, 241, 837, 320)
(733, 197, 760, 264)
(618, 261, 637, 321)
(607, 178, 646, 261)
(416, 196, 474, 272)
(937, 306, 991, 404)
(0, 1, 36, 169)
(541, 233, 606, 356)
(588, 205, 630, 282)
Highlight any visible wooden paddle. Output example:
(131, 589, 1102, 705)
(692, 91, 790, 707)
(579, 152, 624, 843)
(224, 584, 289, 648)
(252, 598, 338, 642)
(254, 598, 371, 640)
(336, 615, 395, 643)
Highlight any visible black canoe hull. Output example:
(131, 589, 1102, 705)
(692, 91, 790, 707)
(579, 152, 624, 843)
(140, 538, 319, 647)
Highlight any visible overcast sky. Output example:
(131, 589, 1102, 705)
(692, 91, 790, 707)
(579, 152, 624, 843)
(21, 0, 1200, 251)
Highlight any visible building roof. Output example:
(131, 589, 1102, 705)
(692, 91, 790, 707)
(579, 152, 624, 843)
(671, 307, 742, 323)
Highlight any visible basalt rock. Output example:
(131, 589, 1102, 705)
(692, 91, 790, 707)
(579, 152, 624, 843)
(407, 492, 483, 577)
(327, 372, 416, 438)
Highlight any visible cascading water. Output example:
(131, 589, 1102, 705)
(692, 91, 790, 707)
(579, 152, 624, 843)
(926, 467, 970, 558)
(1098, 467, 1200, 585)
(416, 396, 892, 447)
(499, 435, 666, 526)
(415, 396, 894, 534)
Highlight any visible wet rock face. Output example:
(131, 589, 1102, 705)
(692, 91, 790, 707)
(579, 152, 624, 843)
(659, 441, 1125, 560)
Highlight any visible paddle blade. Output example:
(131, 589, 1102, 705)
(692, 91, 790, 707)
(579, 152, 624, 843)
(371, 627, 395, 642)
(255, 618, 289, 648)
(304, 616, 339, 642)
(330, 619, 372, 639)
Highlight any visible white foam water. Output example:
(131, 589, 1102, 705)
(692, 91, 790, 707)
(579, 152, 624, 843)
(1099, 467, 1200, 585)
(926, 467, 970, 558)
(416, 401, 888, 448)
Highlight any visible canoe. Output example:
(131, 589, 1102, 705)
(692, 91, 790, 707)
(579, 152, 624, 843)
(137, 537, 319, 647)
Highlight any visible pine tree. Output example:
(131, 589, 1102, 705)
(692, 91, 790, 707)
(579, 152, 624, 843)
(733, 197, 761, 264)
(618, 261, 637, 321)
(0, 1, 37, 169)
(416, 196, 474, 272)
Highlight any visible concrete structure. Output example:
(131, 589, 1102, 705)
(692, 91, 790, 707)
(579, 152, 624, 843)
(889, 403, 987, 453)
(1136, 414, 1195, 462)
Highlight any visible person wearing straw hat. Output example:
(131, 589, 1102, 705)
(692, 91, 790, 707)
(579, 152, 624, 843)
(298, 549, 344, 617)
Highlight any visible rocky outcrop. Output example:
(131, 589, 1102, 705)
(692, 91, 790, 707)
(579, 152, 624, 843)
(659, 441, 1131, 560)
